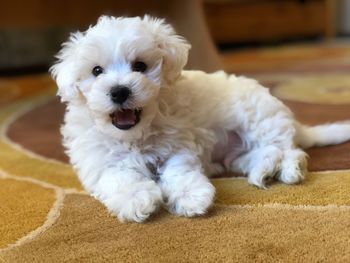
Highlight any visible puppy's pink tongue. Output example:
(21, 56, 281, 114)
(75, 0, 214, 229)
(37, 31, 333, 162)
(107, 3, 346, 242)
(114, 109, 136, 125)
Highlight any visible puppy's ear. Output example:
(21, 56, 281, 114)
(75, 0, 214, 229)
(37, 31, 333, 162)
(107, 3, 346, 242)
(50, 32, 84, 103)
(144, 16, 191, 83)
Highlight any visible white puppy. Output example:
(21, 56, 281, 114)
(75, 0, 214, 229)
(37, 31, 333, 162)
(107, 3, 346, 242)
(51, 15, 350, 222)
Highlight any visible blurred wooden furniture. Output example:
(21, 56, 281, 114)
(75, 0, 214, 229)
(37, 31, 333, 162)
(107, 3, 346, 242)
(204, 0, 337, 44)
(0, 0, 337, 72)
(0, 0, 222, 72)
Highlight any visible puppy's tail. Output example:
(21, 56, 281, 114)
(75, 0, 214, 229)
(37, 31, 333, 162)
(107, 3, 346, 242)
(296, 122, 350, 149)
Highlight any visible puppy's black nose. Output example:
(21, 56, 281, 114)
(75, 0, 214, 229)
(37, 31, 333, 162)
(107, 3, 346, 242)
(110, 86, 131, 104)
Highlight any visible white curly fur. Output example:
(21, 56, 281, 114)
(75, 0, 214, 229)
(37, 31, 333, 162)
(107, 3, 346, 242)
(51, 15, 350, 222)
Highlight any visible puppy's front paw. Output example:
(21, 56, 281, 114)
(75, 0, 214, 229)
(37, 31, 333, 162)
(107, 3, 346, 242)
(105, 181, 163, 223)
(166, 181, 215, 217)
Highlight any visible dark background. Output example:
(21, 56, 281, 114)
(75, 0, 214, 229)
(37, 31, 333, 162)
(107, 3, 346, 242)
(0, 0, 346, 75)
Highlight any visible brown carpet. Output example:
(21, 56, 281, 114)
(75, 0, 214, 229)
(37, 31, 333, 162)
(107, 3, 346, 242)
(1, 42, 350, 262)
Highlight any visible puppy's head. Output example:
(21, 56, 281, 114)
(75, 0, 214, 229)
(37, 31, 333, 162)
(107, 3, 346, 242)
(51, 15, 190, 140)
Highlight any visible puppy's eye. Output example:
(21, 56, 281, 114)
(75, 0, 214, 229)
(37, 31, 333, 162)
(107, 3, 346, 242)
(92, 66, 104, 76)
(132, 61, 147, 73)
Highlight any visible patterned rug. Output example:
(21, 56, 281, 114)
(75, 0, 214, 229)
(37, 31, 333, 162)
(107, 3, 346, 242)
(1, 42, 350, 262)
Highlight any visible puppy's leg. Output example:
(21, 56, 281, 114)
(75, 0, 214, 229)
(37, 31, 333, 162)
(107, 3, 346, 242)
(230, 146, 307, 187)
(217, 75, 307, 187)
(159, 152, 215, 217)
(278, 148, 307, 184)
(76, 155, 162, 223)
(97, 169, 162, 223)
(230, 145, 283, 188)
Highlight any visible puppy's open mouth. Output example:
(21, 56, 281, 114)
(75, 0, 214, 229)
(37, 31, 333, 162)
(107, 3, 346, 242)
(109, 108, 142, 130)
